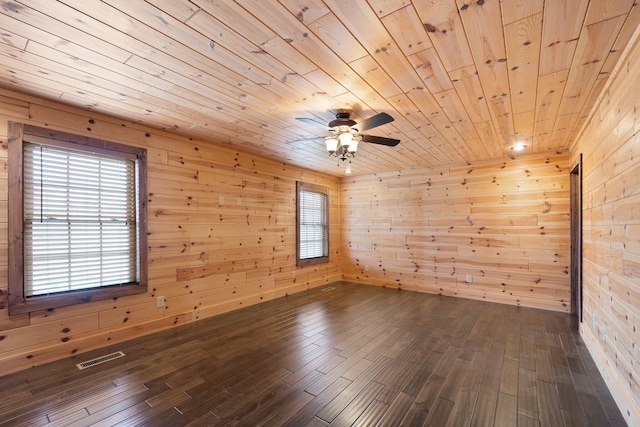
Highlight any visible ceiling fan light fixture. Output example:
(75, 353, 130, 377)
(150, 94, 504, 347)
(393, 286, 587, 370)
(297, 110, 399, 162)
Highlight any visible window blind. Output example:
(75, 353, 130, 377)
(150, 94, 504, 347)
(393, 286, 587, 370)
(298, 189, 328, 259)
(23, 142, 138, 297)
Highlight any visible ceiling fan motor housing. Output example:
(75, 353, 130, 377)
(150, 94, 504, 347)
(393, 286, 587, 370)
(329, 110, 357, 129)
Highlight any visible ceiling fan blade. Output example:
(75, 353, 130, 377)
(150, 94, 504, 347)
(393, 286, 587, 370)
(355, 112, 394, 132)
(296, 117, 327, 129)
(361, 134, 401, 146)
(285, 136, 322, 145)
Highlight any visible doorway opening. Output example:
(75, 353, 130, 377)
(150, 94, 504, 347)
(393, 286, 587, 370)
(570, 155, 583, 330)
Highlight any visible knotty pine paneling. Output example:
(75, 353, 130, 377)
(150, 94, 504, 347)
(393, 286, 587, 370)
(0, 88, 341, 375)
(2, 1, 639, 177)
(570, 22, 640, 427)
(340, 152, 570, 313)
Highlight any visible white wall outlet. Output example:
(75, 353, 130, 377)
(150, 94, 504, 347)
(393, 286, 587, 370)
(592, 314, 597, 329)
(219, 195, 224, 205)
(292, 271, 296, 279)
(156, 296, 165, 308)
(601, 326, 606, 343)
(465, 275, 473, 283)
(365, 265, 369, 272)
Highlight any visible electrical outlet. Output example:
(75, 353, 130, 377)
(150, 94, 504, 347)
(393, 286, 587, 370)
(601, 326, 606, 343)
(465, 275, 473, 283)
(292, 271, 296, 279)
(219, 196, 224, 205)
(237, 197, 242, 205)
(157, 296, 165, 308)
(592, 314, 596, 329)
(365, 265, 369, 272)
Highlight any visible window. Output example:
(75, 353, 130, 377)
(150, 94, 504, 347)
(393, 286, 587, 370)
(8, 123, 147, 315)
(296, 181, 329, 266)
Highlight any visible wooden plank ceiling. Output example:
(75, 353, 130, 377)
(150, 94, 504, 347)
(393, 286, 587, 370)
(0, 0, 638, 176)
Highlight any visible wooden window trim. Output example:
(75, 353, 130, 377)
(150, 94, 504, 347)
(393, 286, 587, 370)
(296, 181, 329, 267)
(7, 122, 148, 315)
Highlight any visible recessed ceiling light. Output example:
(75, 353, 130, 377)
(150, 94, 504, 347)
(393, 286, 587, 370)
(512, 143, 527, 152)
(345, 167, 352, 174)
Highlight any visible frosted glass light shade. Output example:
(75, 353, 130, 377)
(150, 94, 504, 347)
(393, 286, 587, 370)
(347, 138, 358, 153)
(338, 132, 353, 149)
(324, 136, 338, 153)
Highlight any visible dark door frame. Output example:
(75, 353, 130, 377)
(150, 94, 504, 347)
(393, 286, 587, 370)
(570, 154, 583, 327)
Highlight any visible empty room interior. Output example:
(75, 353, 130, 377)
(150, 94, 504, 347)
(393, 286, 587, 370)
(0, 0, 639, 425)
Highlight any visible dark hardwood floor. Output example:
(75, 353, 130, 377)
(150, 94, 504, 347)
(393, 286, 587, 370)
(0, 282, 626, 426)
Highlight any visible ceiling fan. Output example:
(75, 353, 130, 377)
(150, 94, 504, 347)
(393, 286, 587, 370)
(295, 110, 400, 161)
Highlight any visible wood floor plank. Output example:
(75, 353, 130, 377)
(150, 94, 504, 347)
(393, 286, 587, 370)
(304, 351, 368, 396)
(184, 411, 220, 426)
(0, 380, 119, 425)
(46, 407, 89, 426)
(235, 370, 322, 426)
(534, 347, 555, 383)
(537, 380, 563, 427)
(260, 391, 316, 427)
(445, 388, 477, 427)
(480, 340, 506, 393)
(323, 380, 385, 425)
(556, 380, 584, 414)
(375, 391, 415, 425)
(520, 334, 537, 371)
(341, 354, 373, 381)
(438, 356, 471, 401)
(351, 399, 389, 426)
(401, 374, 446, 425)
(402, 349, 444, 397)
(499, 357, 519, 396)
(283, 351, 342, 386)
(74, 380, 173, 427)
(591, 377, 627, 424)
(572, 371, 597, 395)
(495, 392, 518, 426)
(424, 396, 455, 426)
(146, 377, 204, 408)
(432, 344, 463, 379)
(462, 351, 488, 391)
(577, 391, 612, 427)
(469, 389, 498, 427)
(518, 413, 541, 427)
(518, 367, 538, 419)
(304, 417, 328, 427)
(562, 408, 589, 427)
(505, 331, 521, 360)
(212, 369, 291, 419)
(550, 349, 573, 385)
(314, 355, 390, 423)
(0, 282, 625, 427)
(99, 401, 158, 427)
(374, 359, 421, 404)
(281, 377, 351, 427)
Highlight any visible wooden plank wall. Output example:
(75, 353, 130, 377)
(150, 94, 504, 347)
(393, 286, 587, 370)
(340, 152, 570, 312)
(570, 24, 640, 427)
(0, 88, 341, 375)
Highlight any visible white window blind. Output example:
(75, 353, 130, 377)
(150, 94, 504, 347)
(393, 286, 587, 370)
(23, 142, 138, 297)
(298, 188, 328, 260)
